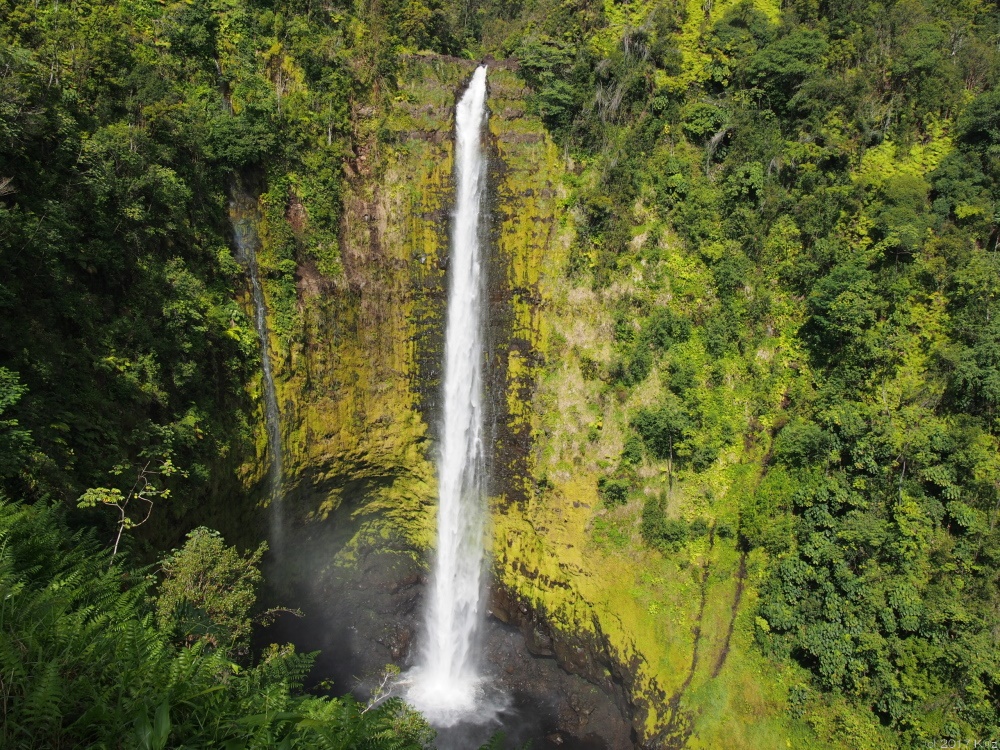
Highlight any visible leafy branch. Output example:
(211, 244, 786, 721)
(362, 664, 400, 714)
(78, 456, 186, 558)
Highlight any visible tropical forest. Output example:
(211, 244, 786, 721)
(0, 0, 998, 746)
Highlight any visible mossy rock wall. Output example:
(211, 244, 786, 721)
(481, 65, 812, 750)
(238, 54, 796, 749)
(245, 59, 477, 560)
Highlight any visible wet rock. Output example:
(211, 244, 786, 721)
(389, 572, 420, 593)
(527, 625, 555, 657)
(386, 627, 411, 659)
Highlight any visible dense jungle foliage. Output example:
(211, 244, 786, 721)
(0, 0, 463, 744)
(2, 0, 999, 743)
(0, 501, 433, 748)
(485, 0, 1000, 742)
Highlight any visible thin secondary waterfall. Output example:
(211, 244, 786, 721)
(231, 197, 284, 552)
(407, 65, 490, 725)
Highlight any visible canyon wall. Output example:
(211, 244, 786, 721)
(243, 56, 792, 749)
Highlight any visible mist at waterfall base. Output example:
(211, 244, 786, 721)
(256, 519, 617, 748)
(402, 64, 505, 734)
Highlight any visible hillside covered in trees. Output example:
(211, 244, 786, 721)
(1, 0, 999, 745)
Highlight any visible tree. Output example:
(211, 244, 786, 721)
(632, 397, 691, 469)
(156, 527, 267, 651)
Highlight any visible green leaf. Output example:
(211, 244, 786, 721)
(152, 701, 170, 750)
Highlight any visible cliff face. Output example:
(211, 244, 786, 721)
(243, 56, 795, 749)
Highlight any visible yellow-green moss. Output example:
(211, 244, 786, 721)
(236, 55, 824, 747)
(237, 58, 475, 551)
(480, 82, 829, 744)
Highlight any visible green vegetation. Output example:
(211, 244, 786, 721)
(479, 0, 1000, 741)
(0, 0, 477, 525)
(3, 0, 1000, 743)
(0, 499, 431, 748)
(0, 0, 478, 746)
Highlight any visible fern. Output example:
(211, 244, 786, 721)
(0, 501, 431, 750)
(0, 499, 434, 749)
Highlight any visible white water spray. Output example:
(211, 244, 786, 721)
(406, 65, 491, 726)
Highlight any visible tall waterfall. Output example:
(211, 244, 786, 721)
(231, 196, 284, 553)
(407, 65, 490, 725)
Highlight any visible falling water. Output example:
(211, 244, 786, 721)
(230, 195, 284, 552)
(406, 65, 491, 726)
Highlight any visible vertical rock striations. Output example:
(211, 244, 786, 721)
(246, 54, 693, 748)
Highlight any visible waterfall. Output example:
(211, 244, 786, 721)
(406, 65, 490, 726)
(230, 194, 284, 553)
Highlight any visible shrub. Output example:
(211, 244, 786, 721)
(644, 308, 692, 350)
(156, 527, 266, 651)
(641, 495, 689, 550)
(597, 476, 630, 506)
(621, 434, 645, 465)
(690, 517, 710, 537)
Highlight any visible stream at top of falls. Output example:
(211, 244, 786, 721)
(403, 64, 504, 730)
